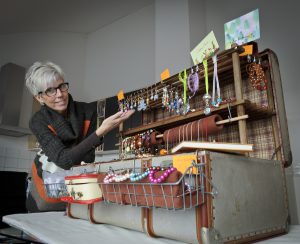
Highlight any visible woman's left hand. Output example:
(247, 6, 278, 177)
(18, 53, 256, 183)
(96, 110, 135, 137)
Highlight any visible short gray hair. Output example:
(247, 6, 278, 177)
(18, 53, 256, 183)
(25, 61, 65, 95)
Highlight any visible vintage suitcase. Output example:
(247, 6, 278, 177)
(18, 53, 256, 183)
(55, 44, 292, 243)
(65, 150, 288, 243)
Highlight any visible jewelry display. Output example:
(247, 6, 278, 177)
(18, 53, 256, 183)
(129, 94, 134, 109)
(162, 86, 169, 108)
(150, 88, 154, 100)
(114, 170, 131, 182)
(149, 166, 176, 184)
(202, 59, 212, 115)
(103, 170, 116, 184)
(246, 58, 267, 91)
(187, 66, 199, 99)
(121, 129, 156, 158)
(211, 55, 222, 107)
(168, 89, 174, 111)
(153, 87, 159, 101)
(137, 91, 147, 111)
(130, 168, 150, 182)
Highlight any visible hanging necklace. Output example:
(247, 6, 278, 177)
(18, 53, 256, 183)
(202, 59, 211, 115)
(187, 66, 199, 98)
(149, 166, 176, 184)
(211, 55, 222, 107)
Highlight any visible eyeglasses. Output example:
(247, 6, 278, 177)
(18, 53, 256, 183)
(39, 82, 69, 97)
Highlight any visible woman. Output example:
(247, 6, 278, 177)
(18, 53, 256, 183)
(25, 61, 134, 212)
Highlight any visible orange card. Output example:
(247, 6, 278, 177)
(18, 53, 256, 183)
(172, 154, 198, 174)
(239, 45, 253, 56)
(160, 69, 170, 81)
(117, 90, 124, 101)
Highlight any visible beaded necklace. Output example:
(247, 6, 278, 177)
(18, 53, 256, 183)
(148, 166, 176, 184)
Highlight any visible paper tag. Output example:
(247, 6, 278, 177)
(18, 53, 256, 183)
(160, 69, 170, 81)
(172, 154, 198, 174)
(117, 90, 124, 101)
(239, 45, 253, 56)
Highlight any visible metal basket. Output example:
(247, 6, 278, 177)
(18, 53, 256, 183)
(99, 162, 212, 211)
(44, 182, 69, 198)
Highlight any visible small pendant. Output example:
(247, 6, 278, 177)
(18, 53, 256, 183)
(204, 107, 211, 115)
(203, 93, 211, 115)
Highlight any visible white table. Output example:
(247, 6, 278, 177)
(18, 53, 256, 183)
(3, 212, 300, 244)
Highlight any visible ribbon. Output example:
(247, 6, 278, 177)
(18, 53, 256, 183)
(203, 59, 209, 95)
(178, 69, 187, 104)
(212, 55, 221, 106)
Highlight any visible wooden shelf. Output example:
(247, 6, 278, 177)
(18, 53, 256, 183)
(122, 99, 274, 136)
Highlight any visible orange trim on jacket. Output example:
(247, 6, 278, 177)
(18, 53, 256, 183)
(31, 162, 62, 203)
(83, 120, 91, 137)
(48, 120, 90, 137)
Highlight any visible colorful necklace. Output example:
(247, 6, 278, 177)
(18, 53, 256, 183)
(149, 166, 176, 184)
(130, 168, 150, 182)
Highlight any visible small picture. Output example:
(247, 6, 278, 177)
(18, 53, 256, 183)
(190, 31, 219, 65)
(224, 9, 260, 49)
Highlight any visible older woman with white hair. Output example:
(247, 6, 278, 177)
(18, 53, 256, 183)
(25, 61, 134, 212)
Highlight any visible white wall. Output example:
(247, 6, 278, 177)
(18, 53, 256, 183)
(0, 32, 87, 101)
(84, 4, 155, 101)
(154, 0, 191, 80)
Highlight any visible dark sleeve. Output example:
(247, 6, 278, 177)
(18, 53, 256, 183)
(30, 113, 103, 170)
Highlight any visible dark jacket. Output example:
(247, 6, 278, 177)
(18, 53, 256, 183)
(27, 94, 103, 212)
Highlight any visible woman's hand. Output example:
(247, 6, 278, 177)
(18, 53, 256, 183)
(96, 110, 135, 137)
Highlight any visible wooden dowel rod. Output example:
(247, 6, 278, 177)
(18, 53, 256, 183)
(215, 114, 248, 125)
(154, 115, 249, 138)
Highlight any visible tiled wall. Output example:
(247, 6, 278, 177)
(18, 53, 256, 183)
(0, 135, 120, 173)
(0, 136, 35, 173)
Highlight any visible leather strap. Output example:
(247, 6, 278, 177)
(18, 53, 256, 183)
(88, 203, 103, 224)
(66, 203, 78, 219)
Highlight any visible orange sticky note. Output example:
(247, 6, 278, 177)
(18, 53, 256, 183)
(117, 90, 124, 101)
(160, 69, 170, 81)
(239, 45, 253, 56)
(172, 154, 198, 174)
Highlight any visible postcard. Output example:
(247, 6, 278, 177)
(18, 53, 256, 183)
(224, 9, 260, 49)
(190, 31, 219, 65)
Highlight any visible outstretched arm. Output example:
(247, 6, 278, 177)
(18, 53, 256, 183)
(95, 110, 135, 137)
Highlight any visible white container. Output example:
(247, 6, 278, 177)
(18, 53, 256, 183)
(63, 174, 102, 204)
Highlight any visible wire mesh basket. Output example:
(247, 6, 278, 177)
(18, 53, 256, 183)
(99, 162, 209, 210)
(44, 183, 69, 198)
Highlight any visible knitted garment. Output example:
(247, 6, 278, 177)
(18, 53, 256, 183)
(27, 94, 103, 212)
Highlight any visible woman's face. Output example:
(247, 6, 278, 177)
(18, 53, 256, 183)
(36, 79, 69, 114)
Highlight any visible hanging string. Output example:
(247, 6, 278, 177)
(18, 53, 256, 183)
(212, 55, 222, 107)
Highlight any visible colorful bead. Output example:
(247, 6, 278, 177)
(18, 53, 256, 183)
(103, 172, 116, 184)
(148, 166, 176, 184)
